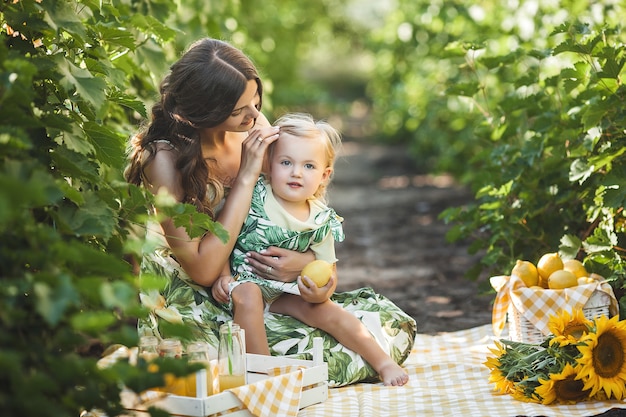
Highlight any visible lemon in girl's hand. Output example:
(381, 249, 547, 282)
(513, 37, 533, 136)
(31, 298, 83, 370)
(301, 260, 333, 288)
(511, 260, 539, 287)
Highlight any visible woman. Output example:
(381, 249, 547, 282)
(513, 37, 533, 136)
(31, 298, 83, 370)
(125, 38, 416, 387)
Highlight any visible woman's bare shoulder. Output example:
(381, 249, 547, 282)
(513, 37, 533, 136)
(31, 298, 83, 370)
(143, 143, 183, 199)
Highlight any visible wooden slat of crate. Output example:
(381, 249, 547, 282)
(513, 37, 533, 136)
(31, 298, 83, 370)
(203, 363, 328, 415)
(125, 337, 328, 417)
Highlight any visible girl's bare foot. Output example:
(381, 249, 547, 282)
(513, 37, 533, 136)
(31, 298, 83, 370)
(377, 360, 409, 386)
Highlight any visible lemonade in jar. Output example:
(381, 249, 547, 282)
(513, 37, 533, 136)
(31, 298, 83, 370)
(217, 322, 247, 392)
(185, 341, 214, 397)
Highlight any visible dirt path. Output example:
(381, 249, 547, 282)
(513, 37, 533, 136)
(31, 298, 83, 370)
(328, 141, 626, 417)
(328, 140, 493, 335)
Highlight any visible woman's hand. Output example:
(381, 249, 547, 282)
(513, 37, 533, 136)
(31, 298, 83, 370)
(298, 272, 336, 303)
(237, 126, 279, 184)
(212, 274, 235, 304)
(245, 247, 315, 282)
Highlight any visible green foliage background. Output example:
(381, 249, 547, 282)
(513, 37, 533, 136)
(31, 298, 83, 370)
(1, 0, 625, 415)
(366, 1, 625, 314)
(0, 1, 369, 415)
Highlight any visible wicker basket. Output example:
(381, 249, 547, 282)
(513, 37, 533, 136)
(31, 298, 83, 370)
(508, 290, 611, 344)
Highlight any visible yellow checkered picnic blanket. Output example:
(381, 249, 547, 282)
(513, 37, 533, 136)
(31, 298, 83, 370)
(490, 275, 619, 337)
(297, 325, 626, 417)
(229, 366, 304, 417)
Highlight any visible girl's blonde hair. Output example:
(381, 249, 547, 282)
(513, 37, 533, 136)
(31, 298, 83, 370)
(270, 113, 342, 203)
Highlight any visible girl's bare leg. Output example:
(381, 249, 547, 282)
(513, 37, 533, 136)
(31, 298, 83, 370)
(270, 294, 409, 386)
(230, 282, 270, 355)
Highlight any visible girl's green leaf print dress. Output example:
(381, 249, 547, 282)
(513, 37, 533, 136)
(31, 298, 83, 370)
(138, 178, 417, 387)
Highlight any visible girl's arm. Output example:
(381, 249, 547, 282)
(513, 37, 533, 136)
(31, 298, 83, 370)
(144, 127, 279, 286)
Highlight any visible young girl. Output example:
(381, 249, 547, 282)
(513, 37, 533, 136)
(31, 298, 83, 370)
(212, 113, 409, 386)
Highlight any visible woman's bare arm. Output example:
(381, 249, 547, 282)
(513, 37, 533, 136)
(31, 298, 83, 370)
(144, 127, 279, 286)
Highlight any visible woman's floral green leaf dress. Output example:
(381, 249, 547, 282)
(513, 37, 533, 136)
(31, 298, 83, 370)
(138, 179, 417, 387)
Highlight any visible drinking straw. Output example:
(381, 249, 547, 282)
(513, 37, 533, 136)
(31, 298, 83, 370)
(227, 321, 233, 375)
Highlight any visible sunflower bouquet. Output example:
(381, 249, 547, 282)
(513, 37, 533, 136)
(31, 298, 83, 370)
(485, 309, 626, 404)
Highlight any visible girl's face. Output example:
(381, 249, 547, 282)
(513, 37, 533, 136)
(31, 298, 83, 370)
(269, 133, 332, 206)
(216, 80, 261, 132)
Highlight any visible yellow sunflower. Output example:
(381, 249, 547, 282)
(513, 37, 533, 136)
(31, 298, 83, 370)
(548, 308, 592, 347)
(485, 341, 514, 394)
(576, 315, 626, 400)
(536, 363, 590, 404)
(510, 385, 540, 403)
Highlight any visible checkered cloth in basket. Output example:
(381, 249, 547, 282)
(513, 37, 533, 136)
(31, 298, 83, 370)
(490, 274, 618, 339)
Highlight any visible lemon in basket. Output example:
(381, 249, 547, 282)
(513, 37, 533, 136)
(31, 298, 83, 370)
(563, 259, 588, 278)
(301, 260, 333, 288)
(548, 269, 578, 289)
(511, 260, 539, 287)
(589, 272, 605, 282)
(537, 252, 564, 287)
(578, 276, 596, 285)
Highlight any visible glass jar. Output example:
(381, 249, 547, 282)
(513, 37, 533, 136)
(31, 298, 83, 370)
(217, 322, 247, 391)
(185, 341, 213, 397)
(138, 335, 159, 362)
(137, 335, 161, 392)
(159, 338, 183, 358)
(158, 338, 185, 395)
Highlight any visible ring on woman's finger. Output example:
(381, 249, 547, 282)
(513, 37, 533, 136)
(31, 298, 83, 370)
(266, 266, 272, 274)
(257, 137, 263, 142)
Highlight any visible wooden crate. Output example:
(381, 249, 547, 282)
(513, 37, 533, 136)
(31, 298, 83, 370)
(508, 290, 611, 344)
(124, 337, 328, 417)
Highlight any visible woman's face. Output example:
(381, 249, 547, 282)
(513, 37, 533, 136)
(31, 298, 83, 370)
(216, 80, 261, 132)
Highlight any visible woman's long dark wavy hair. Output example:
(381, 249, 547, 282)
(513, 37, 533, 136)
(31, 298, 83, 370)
(125, 38, 263, 217)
